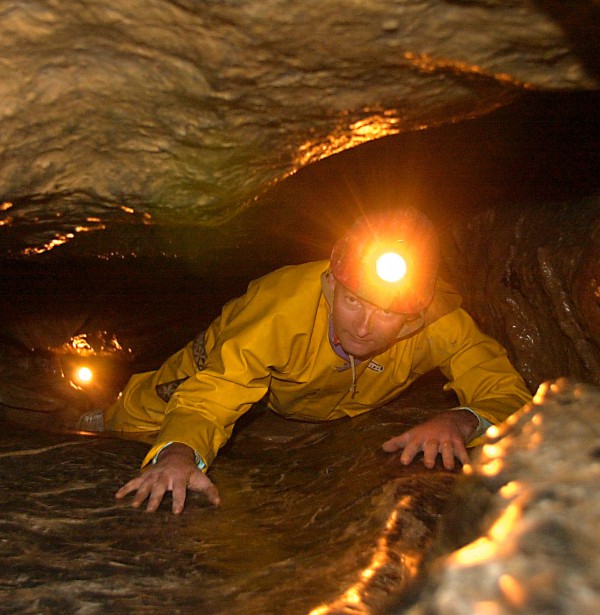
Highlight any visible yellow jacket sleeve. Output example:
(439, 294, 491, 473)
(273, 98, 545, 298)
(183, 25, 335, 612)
(141, 262, 328, 469)
(421, 308, 532, 436)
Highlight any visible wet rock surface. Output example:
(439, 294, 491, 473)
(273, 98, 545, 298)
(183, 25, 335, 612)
(393, 378, 600, 615)
(1, 374, 458, 614)
(1, 1, 598, 259)
(442, 196, 600, 391)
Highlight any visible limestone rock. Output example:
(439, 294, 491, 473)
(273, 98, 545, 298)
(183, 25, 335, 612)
(0, 0, 597, 256)
(393, 378, 600, 615)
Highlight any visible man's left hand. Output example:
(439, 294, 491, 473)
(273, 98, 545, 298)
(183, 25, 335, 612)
(382, 410, 478, 470)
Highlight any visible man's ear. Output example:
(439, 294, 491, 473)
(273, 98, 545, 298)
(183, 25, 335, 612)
(321, 271, 336, 309)
(326, 272, 336, 293)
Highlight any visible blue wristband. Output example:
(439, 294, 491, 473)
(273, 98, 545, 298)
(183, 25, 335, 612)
(453, 407, 493, 439)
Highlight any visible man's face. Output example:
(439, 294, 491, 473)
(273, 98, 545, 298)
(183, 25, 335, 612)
(327, 275, 409, 360)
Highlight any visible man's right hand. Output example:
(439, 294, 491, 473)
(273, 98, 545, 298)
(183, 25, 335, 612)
(115, 442, 221, 514)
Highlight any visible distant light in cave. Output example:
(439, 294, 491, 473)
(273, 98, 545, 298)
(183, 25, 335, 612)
(74, 366, 93, 384)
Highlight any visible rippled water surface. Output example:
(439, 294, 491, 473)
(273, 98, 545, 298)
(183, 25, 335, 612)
(1, 382, 459, 614)
(0, 262, 462, 614)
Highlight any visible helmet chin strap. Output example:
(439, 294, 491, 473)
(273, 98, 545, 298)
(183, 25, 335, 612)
(325, 288, 360, 397)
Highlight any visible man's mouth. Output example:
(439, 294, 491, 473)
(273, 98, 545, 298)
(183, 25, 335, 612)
(344, 332, 373, 346)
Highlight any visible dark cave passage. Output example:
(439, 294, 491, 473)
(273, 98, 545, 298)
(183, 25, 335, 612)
(1, 91, 599, 615)
(3, 91, 598, 406)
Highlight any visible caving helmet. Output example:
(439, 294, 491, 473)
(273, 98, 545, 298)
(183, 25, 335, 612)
(330, 208, 439, 314)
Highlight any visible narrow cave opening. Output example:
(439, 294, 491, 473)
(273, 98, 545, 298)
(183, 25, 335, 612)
(1, 90, 599, 614)
(6, 91, 598, 400)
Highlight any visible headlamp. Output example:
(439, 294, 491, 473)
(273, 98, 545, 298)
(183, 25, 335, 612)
(330, 208, 440, 314)
(375, 251, 407, 283)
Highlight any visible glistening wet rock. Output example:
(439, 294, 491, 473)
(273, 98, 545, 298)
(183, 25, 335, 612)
(1, 0, 597, 258)
(392, 378, 600, 615)
(0, 373, 459, 615)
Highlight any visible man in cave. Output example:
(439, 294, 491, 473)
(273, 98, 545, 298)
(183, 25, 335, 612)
(96, 208, 531, 513)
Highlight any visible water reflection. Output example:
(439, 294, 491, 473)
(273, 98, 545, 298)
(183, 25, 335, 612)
(0, 259, 465, 613)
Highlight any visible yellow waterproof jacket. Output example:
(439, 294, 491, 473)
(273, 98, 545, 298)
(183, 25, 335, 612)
(106, 260, 531, 469)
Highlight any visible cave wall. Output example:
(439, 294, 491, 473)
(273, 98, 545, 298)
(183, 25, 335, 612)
(1, 3, 600, 613)
(0, 0, 599, 387)
(443, 199, 600, 391)
(0, 0, 597, 245)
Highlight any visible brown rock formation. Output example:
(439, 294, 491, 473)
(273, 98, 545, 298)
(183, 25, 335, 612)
(0, 1, 599, 613)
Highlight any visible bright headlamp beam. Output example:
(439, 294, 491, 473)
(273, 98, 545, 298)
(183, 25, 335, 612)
(376, 252, 407, 283)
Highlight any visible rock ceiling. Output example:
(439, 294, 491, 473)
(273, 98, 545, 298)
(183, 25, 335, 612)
(0, 0, 598, 262)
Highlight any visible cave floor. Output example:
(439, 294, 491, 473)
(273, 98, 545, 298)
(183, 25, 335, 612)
(0, 373, 459, 615)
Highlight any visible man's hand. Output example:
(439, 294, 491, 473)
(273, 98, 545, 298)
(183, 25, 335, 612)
(382, 410, 478, 470)
(115, 442, 221, 514)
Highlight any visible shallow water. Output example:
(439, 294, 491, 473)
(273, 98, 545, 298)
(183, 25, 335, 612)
(0, 260, 464, 613)
(1, 371, 460, 614)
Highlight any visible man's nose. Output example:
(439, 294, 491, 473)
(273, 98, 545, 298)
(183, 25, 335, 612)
(355, 307, 375, 337)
